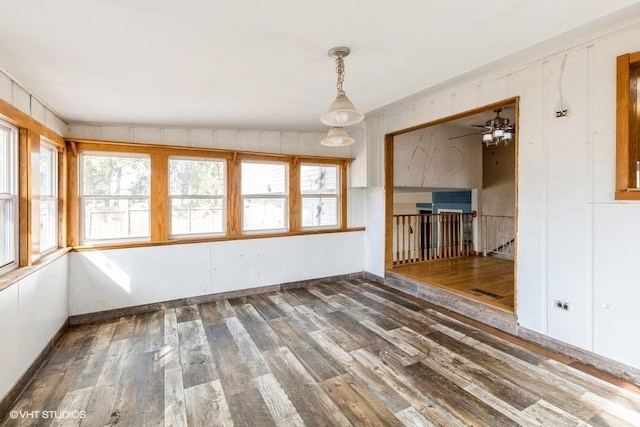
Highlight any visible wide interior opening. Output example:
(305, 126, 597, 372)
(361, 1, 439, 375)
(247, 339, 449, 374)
(385, 99, 517, 313)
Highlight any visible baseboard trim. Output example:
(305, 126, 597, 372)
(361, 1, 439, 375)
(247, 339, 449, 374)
(69, 272, 365, 325)
(0, 319, 68, 419)
(517, 326, 640, 385)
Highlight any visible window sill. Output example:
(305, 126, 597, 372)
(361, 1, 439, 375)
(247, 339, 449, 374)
(615, 190, 640, 201)
(72, 227, 366, 252)
(0, 248, 72, 293)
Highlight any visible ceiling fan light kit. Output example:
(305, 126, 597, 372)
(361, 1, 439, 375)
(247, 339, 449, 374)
(481, 108, 515, 147)
(320, 47, 363, 147)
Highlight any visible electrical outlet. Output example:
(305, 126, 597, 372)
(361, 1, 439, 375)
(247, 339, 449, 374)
(554, 300, 570, 311)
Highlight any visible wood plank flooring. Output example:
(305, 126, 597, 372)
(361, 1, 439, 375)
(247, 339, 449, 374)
(392, 256, 515, 311)
(4, 279, 640, 426)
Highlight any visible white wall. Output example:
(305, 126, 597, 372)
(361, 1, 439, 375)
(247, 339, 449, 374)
(0, 64, 69, 403)
(69, 232, 364, 316)
(362, 18, 640, 369)
(394, 124, 482, 189)
(482, 142, 515, 217)
(0, 256, 68, 401)
(0, 69, 66, 135)
(67, 124, 354, 159)
(393, 191, 432, 215)
(65, 123, 367, 315)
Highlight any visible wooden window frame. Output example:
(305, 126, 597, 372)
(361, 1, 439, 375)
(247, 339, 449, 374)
(0, 98, 67, 290)
(616, 51, 640, 200)
(78, 151, 152, 244)
(300, 162, 341, 230)
(68, 139, 355, 250)
(0, 120, 19, 275)
(168, 156, 226, 238)
(38, 139, 60, 256)
(240, 159, 289, 234)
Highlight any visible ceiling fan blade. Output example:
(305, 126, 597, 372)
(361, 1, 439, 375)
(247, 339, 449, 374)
(448, 131, 483, 140)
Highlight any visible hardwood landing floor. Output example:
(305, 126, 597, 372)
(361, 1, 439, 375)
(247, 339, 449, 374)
(392, 256, 515, 312)
(4, 279, 640, 426)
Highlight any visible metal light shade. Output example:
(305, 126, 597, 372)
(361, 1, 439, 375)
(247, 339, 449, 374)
(321, 127, 354, 147)
(321, 90, 365, 127)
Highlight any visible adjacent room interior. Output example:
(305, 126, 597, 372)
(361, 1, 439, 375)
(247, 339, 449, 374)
(2, 1, 640, 425)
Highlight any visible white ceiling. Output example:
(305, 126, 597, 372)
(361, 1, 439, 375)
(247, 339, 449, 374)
(0, 0, 638, 131)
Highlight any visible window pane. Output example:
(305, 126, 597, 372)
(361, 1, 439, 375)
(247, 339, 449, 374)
(0, 134, 7, 193)
(39, 142, 58, 252)
(82, 154, 150, 196)
(169, 158, 225, 196)
(40, 144, 56, 196)
(243, 197, 286, 231)
(0, 199, 14, 268)
(242, 162, 286, 195)
(301, 165, 338, 194)
(83, 198, 149, 241)
(302, 197, 338, 227)
(40, 199, 57, 251)
(0, 122, 17, 271)
(171, 198, 224, 235)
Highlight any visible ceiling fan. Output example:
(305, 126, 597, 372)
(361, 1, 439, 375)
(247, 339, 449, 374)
(448, 107, 515, 146)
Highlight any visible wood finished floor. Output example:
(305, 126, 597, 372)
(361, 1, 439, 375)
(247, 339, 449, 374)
(4, 279, 640, 426)
(392, 256, 515, 312)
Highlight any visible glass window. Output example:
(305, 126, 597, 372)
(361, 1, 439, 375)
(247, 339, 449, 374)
(169, 157, 225, 236)
(301, 164, 339, 228)
(80, 153, 150, 243)
(0, 121, 18, 273)
(40, 141, 58, 253)
(241, 161, 288, 232)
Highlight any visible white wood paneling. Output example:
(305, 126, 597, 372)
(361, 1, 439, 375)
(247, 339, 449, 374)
(162, 128, 189, 146)
(478, 77, 509, 106)
(134, 127, 162, 144)
(12, 83, 30, 114)
(0, 72, 12, 103)
(214, 129, 239, 151)
(238, 130, 261, 152)
(0, 284, 20, 401)
(593, 203, 640, 368)
(30, 97, 45, 124)
(452, 85, 478, 114)
(545, 49, 592, 349)
(190, 129, 215, 148)
(0, 256, 68, 402)
(70, 242, 212, 315)
(69, 232, 364, 315)
(364, 187, 385, 278)
(100, 125, 132, 142)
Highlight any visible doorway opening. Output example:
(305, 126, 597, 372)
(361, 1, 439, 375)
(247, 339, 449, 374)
(384, 98, 518, 313)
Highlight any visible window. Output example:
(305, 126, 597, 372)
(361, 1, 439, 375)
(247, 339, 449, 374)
(39, 141, 58, 253)
(70, 140, 350, 247)
(241, 161, 288, 232)
(169, 157, 225, 236)
(0, 121, 18, 273)
(80, 153, 150, 242)
(301, 164, 339, 228)
(616, 51, 640, 200)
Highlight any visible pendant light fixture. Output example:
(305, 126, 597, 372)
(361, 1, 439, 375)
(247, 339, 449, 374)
(320, 126, 354, 146)
(481, 108, 515, 147)
(320, 46, 363, 147)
